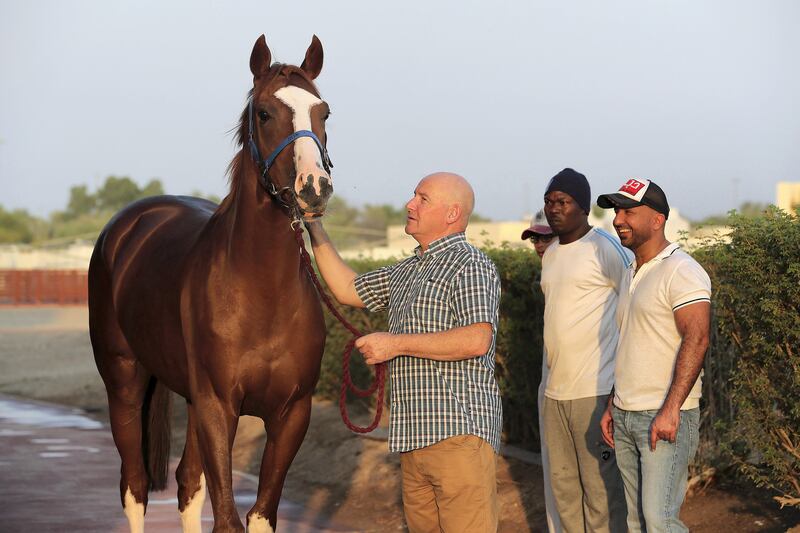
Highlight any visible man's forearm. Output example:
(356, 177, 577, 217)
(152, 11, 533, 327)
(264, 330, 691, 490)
(305, 220, 364, 308)
(355, 323, 494, 365)
(660, 334, 708, 412)
(391, 323, 493, 361)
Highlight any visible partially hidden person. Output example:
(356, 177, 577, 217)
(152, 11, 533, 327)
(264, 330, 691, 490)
(521, 209, 562, 533)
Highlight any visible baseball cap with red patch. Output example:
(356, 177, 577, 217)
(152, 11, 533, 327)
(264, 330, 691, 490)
(597, 178, 670, 219)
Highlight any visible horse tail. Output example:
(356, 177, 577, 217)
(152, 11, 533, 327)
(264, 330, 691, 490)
(143, 378, 172, 491)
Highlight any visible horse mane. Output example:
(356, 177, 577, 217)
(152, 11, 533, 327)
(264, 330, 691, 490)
(215, 64, 320, 216)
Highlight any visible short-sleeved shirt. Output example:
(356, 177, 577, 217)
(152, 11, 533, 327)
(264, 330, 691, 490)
(540, 227, 632, 400)
(613, 243, 712, 411)
(354, 232, 502, 453)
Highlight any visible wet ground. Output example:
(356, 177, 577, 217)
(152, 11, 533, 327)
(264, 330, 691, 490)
(0, 393, 354, 532)
(2, 306, 800, 532)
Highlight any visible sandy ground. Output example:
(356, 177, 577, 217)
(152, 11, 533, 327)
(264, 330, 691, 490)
(1, 306, 798, 532)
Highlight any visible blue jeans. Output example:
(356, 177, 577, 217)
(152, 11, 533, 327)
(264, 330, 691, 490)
(612, 406, 700, 533)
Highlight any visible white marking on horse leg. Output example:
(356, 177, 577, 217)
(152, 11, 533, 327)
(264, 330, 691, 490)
(247, 512, 274, 533)
(123, 487, 145, 533)
(274, 85, 330, 196)
(179, 472, 206, 533)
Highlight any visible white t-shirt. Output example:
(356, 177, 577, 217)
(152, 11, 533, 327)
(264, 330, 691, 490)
(613, 243, 711, 411)
(541, 228, 632, 400)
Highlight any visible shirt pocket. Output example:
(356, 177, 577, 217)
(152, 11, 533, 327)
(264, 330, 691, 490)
(411, 277, 452, 325)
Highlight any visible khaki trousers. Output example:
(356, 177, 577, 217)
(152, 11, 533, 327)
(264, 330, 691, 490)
(400, 434, 498, 533)
(543, 395, 627, 533)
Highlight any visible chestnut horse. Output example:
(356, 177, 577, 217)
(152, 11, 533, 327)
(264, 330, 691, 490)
(89, 35, 333, 533)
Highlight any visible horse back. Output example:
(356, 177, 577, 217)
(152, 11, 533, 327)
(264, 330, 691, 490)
(90, 195, 217, 396)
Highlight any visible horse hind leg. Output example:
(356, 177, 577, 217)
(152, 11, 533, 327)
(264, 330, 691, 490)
(247, 393, 313, 533)
(103, 365, 152, 533)
(90, 254, 172, 532)
(104, 370, 172, 533)
(177, 403, 206, 533)
(90, 308, 149, 532)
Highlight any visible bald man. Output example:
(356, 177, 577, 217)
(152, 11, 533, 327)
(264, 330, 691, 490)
(305, 172, 503, 533)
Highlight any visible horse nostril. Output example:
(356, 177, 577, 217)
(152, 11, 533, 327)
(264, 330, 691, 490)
(319, 176, 333, 197)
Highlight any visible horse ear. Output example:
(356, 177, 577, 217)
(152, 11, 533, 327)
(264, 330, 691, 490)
(250, 35, 272, 79)
(300, 35, 323, 80)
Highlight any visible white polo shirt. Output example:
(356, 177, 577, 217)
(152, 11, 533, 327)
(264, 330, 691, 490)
(541, 227, 632, 400)
(613, 243, 711, 411)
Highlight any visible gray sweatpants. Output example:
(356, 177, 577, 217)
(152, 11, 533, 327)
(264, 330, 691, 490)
(543, 395, 627, 533)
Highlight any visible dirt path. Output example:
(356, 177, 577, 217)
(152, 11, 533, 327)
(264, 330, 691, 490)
(1, 306, 798, 532)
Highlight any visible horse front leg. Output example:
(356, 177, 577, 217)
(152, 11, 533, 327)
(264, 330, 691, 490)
(246, 393, 313, 533)
(193, 391, 243, 533)
(176, 403, 205, 533)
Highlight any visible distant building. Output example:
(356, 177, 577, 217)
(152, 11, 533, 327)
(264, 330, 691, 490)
(0, 242, 94, 270)
(776, 182, 800, 214)
(341, 209, 694, 260)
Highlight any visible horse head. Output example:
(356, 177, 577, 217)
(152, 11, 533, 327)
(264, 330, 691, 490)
(248, 35, 333, 219)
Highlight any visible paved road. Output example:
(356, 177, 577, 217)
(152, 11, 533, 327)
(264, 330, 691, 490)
(0, 394, 354, 532)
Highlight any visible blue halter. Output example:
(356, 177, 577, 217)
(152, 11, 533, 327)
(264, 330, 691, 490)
(247, 97, 333, 207)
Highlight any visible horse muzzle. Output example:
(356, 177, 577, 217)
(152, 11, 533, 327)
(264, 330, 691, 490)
(295, 173, 333, 216)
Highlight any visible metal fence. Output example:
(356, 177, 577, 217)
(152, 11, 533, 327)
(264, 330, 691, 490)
(0, 270, 88, 305)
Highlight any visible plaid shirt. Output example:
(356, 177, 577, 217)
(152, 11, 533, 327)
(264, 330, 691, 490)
(354, 232, 502, 453)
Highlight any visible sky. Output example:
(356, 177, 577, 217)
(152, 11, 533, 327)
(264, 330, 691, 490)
(1, 0, 798, 222)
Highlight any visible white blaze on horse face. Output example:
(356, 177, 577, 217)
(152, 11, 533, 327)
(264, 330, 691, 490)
(123, 487, 145, 533)
(179, 472, 206, 533)
(273, 86, 331, 198)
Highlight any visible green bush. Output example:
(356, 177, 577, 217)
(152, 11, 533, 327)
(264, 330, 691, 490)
(315, 257, 391, 403)
(695, 207, 800, 507)
(484, 247, 544, 447)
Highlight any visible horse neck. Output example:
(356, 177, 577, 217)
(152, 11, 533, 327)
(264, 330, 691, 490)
(214, 157, 301, 280)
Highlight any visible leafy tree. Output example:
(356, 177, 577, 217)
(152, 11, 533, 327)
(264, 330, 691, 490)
(95, 176, 142, 212)
(191, 190, 222, 204)
(0, 206, 38, 243)
(323, 196, 362, 248)
(359, 204, 407, 232)
(140, 179, 165, 198)
(695, 202, 769, 227)
(66, 185, 96, 219)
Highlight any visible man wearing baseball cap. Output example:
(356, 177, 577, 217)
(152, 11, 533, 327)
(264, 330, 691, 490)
(521, 210, 556, 259)
(597, 178, 711, 533)
(539, 168, 630, 533)
(520, 209, 561, 531)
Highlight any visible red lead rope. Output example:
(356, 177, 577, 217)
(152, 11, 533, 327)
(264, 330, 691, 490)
(293, 225, 386, 433)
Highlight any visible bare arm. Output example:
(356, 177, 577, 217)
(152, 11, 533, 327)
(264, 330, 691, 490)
(649, 301, 710, 450)
(304, 220, 365, 308)
(600, 388, 615, 447)
(355, 322, 493, 365)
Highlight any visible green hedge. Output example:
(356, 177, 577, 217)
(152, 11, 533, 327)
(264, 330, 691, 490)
(316, 258, 390, 401)
(695, 208, 799, 507)
(314, 213, 800, 506)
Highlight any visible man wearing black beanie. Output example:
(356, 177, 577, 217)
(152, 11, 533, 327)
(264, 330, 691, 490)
(545, 168, 592, 215)
(539, 168, 629, 532)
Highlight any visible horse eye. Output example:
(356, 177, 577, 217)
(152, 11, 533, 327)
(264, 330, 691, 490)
(323, 111, 331, 121)
(258, 111, 269, 122)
